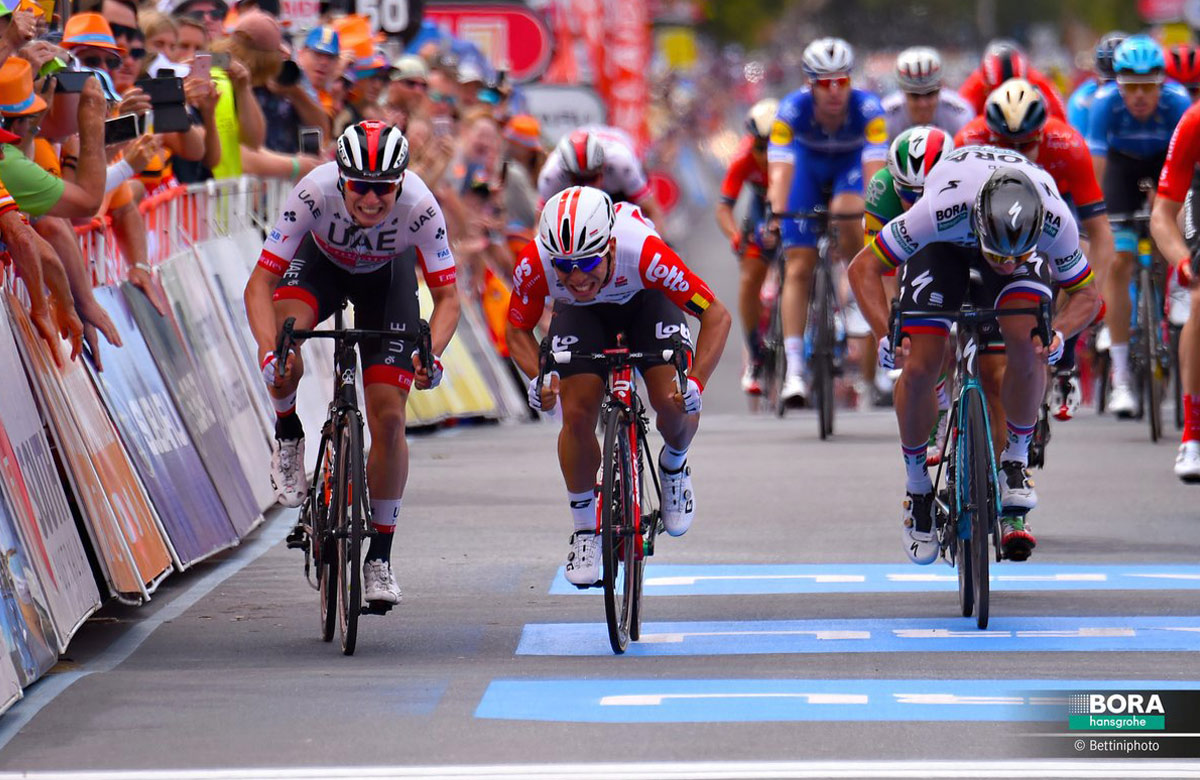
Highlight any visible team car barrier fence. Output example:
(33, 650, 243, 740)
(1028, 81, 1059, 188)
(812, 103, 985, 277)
(0, 176, 518, 712)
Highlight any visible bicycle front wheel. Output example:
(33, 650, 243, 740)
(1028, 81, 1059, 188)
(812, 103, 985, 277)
(600, 405, 637, 654)
(312, 433, 337, 642)
(1139, 269, 1164, 442)
(964, 389, 994, 629)
(335, 419, 363, 656)
(813, 262, 836, 440)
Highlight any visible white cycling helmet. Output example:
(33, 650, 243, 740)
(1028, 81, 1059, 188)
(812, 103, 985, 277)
(802, 37, 854, 78)
(745, 98, 779, 140)
(555, 129, 605, 178)
(888, 125, 955, 194)
(537, 186, 616, 260)
(896, 46, 943, 94)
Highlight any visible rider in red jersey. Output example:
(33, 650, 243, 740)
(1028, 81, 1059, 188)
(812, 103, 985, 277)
(959, 42, 1068, 120)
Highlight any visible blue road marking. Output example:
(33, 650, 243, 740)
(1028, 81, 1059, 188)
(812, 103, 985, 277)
(476, 679, 1200, 723)
(516, 616, 1200, 656)
(549, 564, 1200, 596)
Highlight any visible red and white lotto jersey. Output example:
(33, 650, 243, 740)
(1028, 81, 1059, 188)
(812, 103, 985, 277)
(507, 203, 716, 329)
(536, 125, 652, 205)
(257, 162, 456, 287)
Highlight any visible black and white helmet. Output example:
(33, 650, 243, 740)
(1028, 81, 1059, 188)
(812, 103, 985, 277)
(802, 37, 854, 78)
(974, 167, 1044, 258)
(896, 46, 942, 94)
(555, 129, 605, 178)
(335, 120, 409, 181)
(537, 186, 615, 259)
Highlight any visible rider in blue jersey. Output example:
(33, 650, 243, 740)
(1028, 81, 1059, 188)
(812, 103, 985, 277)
(1087, 34, 1191, 416)
(765, 37, 888, 404)
(1068, 31, 1127, 134)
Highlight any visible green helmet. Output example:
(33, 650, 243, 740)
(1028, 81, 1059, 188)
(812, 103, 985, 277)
(887, 125, 956, 197)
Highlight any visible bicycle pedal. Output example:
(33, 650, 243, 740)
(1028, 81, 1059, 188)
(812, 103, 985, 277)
(361, 600, 395, 615)
(285, 529, 309, 551)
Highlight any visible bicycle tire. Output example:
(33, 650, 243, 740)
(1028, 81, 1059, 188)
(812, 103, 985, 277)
(335, 420, 363, 656)
(1140, 268, 1164, 442)
(629, 433, 658, 642)
(600, 405, 636, 654)
(312, 433, 336, 642)
(948, 414, 973, 618)
(965, 389, 993, 630)
(813, 262, 836, 439)
(1171, 326, 1184, 431)
(1096, 347, 1110, 414)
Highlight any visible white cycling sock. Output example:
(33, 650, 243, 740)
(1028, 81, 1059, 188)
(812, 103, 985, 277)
(370, 498, 402, 532)
(785, 337, 806, 378)
(659, 444, 688, 472)
(568, 489, 595, 532)
(902, 443, 933, 494)
(1110, 343, 1131, 387)
(1001, 420, 1035, 466)
(271, 390, 298, 417)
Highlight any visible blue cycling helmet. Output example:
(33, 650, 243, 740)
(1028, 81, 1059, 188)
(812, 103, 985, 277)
(1113, 34, 1165, 77)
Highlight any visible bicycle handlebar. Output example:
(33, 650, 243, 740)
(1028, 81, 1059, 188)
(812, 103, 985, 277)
(890, 300, 1053, 354)
(535, 334, 692, 396)
(275, 316, 433, 381)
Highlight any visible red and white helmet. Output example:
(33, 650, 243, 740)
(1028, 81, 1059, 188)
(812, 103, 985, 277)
(555, 129, 605, 178)
(336, 120, 409, 181)
(537, 186, 615, 259)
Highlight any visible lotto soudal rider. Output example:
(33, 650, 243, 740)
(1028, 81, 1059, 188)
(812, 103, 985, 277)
(244, 120, 461, 606)
(505, 186, 731, 588)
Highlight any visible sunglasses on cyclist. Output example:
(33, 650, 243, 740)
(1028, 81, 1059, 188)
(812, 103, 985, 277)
(185, 8, 225, 20)
(1117, 78, 1162, 93)
(551, 254, 606, 274)
(342, 177, 402, 196)
(814, 76, 851, 90)
(981, 248, 1034, 267)
(897, 185, 922, 204)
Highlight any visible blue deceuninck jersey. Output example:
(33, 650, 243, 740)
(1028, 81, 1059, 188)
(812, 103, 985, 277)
(1085, 81, 1191, 159)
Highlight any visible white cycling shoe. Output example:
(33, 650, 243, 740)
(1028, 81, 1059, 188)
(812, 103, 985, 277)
(782, 374, 809, 405)
(1108, 384, 1137, 419)
(565, 532, 601, 587)
(999, 461, 1037, 511)
(362, 559, 401, 604)
(270, 437, 306, 508)
(659, 462, 695, 537)
(1176, 441, 1200, 484)
(902, 491, 938, 565)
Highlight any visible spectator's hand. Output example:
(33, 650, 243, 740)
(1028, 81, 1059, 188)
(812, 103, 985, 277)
(28, 302, 64, 367)
(77, 77, 107, 128)
(19, 40, 65, 73)
(4, 10, 37, 50)
(76, 298, 121, 372)
(184, 77, 218, 114)
(122, 134, 163, 175)
(226, 59, 251, 92)
(51, 291, 84, 363)
(128, 265, 169, 317)
(117, 88, 152, 118)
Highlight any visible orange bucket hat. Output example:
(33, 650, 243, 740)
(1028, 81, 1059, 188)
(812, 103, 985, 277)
(504, 115, 543, 150)
(62, 12, 126, 54)
(0, 58, 47, 117)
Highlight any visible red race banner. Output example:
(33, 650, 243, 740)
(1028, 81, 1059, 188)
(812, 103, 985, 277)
(603, 0, 650, 151)
(424, 4, 553, 83)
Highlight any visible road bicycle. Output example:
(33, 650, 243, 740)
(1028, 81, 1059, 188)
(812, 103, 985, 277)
(1110, 211, 1170, 442)
(279, 308, 431, 655)
(893, 298, 1051, 630)
(537, 332, 690, 654)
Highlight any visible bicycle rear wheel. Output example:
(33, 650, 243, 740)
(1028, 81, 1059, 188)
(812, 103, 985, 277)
(1139, 269, 1164, 442)
(964, 389, 993, 630)
(335, 420, 363, 656)
(600, 406, 637, 654)
(312, 433, 336, 642)
(813, 262, 836, 440)
(1171, 325, 1184, 431)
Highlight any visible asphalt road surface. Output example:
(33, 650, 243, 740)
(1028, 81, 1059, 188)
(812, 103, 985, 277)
(2, 197, 1200, 779)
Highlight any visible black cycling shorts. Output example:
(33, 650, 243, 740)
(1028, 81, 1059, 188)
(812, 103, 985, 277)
(897, 242, 1054, 352)
(273, 233, 421, 390)
(547, 290, 690, 379)
(1103, 149, 1166, 215)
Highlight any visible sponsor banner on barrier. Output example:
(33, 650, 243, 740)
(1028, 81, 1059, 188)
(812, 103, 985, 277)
(0, 473, 59, 686)
(91, 286, 242, 561)
(521, 85, 607, 145)
(0, 317, 101, 650)
(4, 293, 165, 598)
(193, 234, 274, 436)
(159, 254, 270, 523)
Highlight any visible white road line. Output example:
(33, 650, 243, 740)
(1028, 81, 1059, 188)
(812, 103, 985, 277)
(0, 760, 1198, 779)
(0, 510, 292, 752)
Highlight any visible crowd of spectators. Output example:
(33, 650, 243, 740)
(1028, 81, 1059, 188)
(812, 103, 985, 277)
(0, 0, 549, 367)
